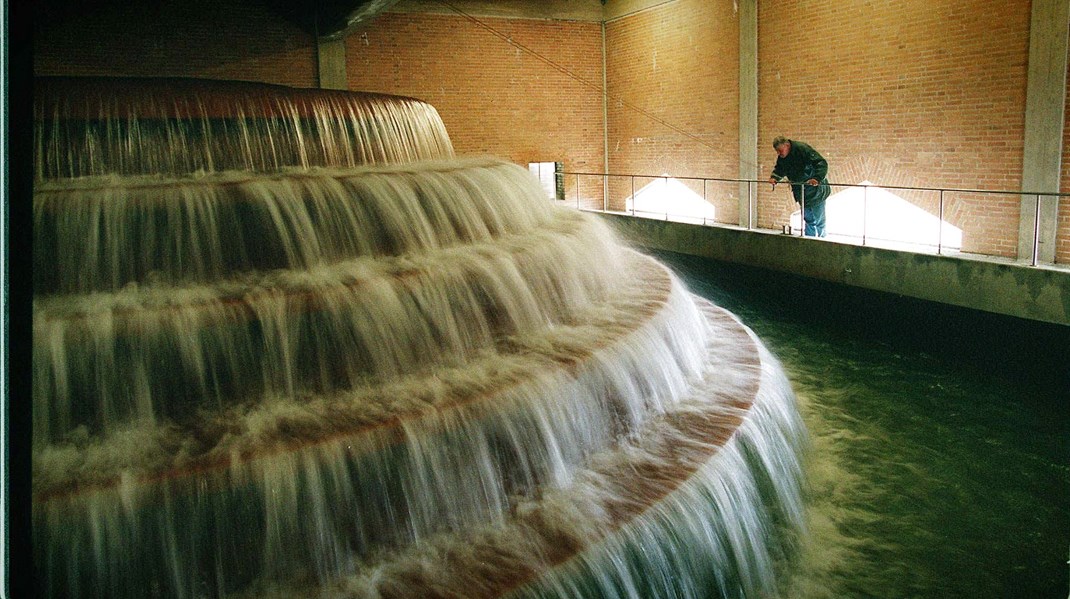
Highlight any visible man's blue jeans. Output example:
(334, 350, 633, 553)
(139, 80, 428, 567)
(803, 201, 827, 237)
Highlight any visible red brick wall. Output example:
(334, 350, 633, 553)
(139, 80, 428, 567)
(34, 0, 317, 88)
(346, 12, 605, 206)
(604, 0, 740, 221)
(30, 0, 1063, 261)
(757, 0, 1029, 257)
(33, 3, 606, 205)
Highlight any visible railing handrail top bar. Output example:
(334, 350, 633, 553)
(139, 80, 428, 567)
(558, 170, 1070, 197)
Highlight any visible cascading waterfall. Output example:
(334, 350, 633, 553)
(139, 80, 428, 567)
(32, 76, 808, 598)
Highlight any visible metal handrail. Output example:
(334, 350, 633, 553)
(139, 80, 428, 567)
(555, 170, 1070, 266)
(561, 170, 1070, 198)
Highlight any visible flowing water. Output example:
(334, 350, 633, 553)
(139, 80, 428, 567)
(653, 250, 1070, 598)
(34, 75, 1066, 599)
(33, 77, 455, 181)
(33, 78, 808, 599)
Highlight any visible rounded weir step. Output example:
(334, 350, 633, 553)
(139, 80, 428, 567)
(231, 300, 802, 599)
(34, 255, 756, 598)
(33, 252, 688, 500)
(32, 207, 630, 443)
(34, 76, 456, 180)
(32, 159, 561, 294)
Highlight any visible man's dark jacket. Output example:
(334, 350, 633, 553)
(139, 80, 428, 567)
(770, 140, 831, 205)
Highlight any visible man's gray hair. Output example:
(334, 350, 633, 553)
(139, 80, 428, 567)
(772, 136, 789, 149)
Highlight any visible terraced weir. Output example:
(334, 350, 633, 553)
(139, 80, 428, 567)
(32, 76, 808, 599)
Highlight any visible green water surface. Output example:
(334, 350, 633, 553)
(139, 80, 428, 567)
(656, 250, 1070, 599)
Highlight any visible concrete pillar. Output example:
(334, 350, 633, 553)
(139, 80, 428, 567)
(1018, 0, 1070, 263)
(602, 21, 611, 205)
(738, 0, 758, 228)
(317, 37, 349, 90)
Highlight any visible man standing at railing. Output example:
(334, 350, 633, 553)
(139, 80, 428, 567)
(768, 136, 831, 237)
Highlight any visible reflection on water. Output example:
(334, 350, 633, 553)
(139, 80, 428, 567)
(653, 250, 1070, 598)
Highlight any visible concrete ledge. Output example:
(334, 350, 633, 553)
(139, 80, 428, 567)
(598, 213, 1070, 327)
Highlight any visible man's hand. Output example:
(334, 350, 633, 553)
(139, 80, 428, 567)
(806, 178, 819, 186)
(769, 177, 778, 190)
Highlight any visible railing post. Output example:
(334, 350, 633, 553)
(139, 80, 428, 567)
(862, 184, 868, 246)
(603, 173, 608, 213)
(575, 174, 580, 210)
(938, 190, 944, 255)
(748, 179, 754, 230)
(703, 178, 707, 226)
(798, 181, 805, 236)
(1032, 193, 1041, 267)
(664, 176, 669, 221)
(631, 176, 635, 216)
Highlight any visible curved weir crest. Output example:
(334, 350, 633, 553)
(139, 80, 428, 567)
(32, 76, 808, 598)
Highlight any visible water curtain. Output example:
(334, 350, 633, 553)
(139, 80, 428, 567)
(32, 76, 807, 598)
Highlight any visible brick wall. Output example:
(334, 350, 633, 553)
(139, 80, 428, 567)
(604, 0, 740, 220)
(34, 0, 318, 88)
(30, 0, 1064, 261)
(757, 0, 1030, 258)
(33, 3, 605, 205)
(346, 12, 605, 206)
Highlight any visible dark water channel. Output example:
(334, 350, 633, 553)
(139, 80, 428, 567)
(654, 249, 1069, 599)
